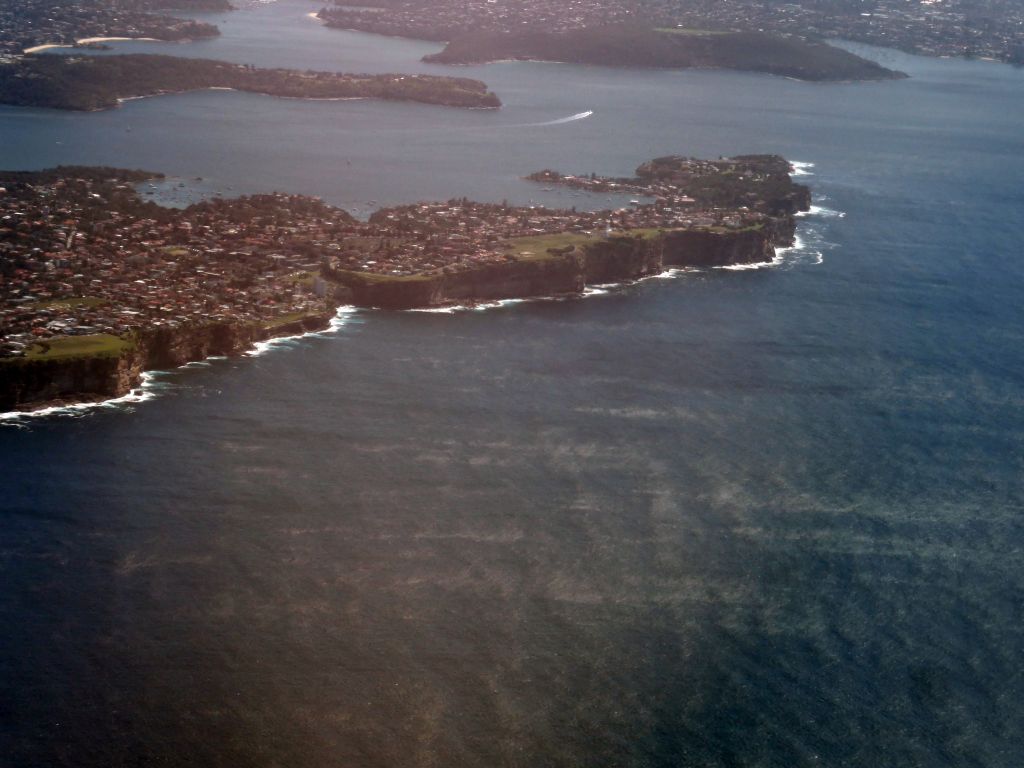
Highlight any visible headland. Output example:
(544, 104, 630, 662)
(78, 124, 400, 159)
(321, 0, 1023, 66)
(0, 54, 502, 111)
(318, 3, 905, 82)
(0, 155, 810, 411)
(421, 25, 906, 81)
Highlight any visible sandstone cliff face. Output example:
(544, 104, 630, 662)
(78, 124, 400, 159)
(0, 354, 130, 411)
(333, 225, 781, 310)
(0, 311, 335, 412)
(332, 255, 587, 310)
(443, 253, 586, 303)
(661, 228, 775, 267)
(582, 236, 664, 283)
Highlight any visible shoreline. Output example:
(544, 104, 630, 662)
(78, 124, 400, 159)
(0, 218, 823, 421)
(0, 307, 357, 421)
(3, 55, 501, 111)
(0, 155, 814, 417)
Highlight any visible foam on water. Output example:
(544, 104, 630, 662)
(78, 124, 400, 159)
(0, 370, 162, 425)
(799, 205, 845, 218)
(244, 305, 359, 357)
(791, 161, 815, 177)
(716, 251, 788, 271)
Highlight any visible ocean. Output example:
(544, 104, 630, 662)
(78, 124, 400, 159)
(2, 2, 1023, 765)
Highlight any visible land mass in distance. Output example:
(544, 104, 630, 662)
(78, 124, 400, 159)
(0, 155, 809, 411)
(427, 26, 905, 81)
(319, 13, 905, 81)
(0, 54, 502, 111)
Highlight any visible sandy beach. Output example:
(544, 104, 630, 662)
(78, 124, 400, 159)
(75, 36, 160, 45)
(23, 36, 160, 54)
(22, 43, 63, 54)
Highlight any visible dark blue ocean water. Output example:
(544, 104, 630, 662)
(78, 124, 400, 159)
(2, 3, 1024, 765)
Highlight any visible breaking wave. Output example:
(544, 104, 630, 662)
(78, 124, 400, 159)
(791, 161, 815, 177)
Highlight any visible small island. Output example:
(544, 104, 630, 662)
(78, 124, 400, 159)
(1, 155, 809, 411)
(0, 54, 502, 111)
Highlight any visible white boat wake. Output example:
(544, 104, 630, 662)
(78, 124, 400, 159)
(521, 110, 594, 127)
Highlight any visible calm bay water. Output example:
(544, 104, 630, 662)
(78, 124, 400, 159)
(2, 3, 1024, 765)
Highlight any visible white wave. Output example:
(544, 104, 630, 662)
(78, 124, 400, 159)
(790, 161, 815, 177)
(798, 204, 845, 218)
(716, 252, 786, 271)
(0, 370, 161, 424)
(777, 231, 825, 267)
(713, 227, 829, 271)
(474, 298, 527, 310)
(407, 306, 459, 314)
(245, 306, 359, 357)
(646, 267, 701, 281)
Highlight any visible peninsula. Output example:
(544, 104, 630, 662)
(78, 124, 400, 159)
(0, 155, 810, 411)
(318, 2, 904, 81)
(421, 25, 905, 81)
(0, 54, 502, 111)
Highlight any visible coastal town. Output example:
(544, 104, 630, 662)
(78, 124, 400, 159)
(321, 0, 1024, 65)
(0, 156, 805, 360)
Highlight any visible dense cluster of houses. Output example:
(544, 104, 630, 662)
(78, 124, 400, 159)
(0, 176, 340, 357)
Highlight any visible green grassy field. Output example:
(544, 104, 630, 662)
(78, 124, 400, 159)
(24, 296, 107, 311)
(13, 334, 132, 363)
(335, 269, 436, 284)
(500, 232, 598, 260)
(261, 310, 328, 330)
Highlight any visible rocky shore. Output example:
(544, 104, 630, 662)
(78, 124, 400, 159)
(0, 154, 809, 414)
(0, 311, 335, 413)
(0, 221, 798, 413)
(328, 223, 789, 310)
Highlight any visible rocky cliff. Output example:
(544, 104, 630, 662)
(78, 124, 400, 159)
(661, 228, 775, 267)
(329, 253, 588, 310)
(330, 224, 784, 310)
(1, 220, 800, 412)
(0, 311, 334, 412)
